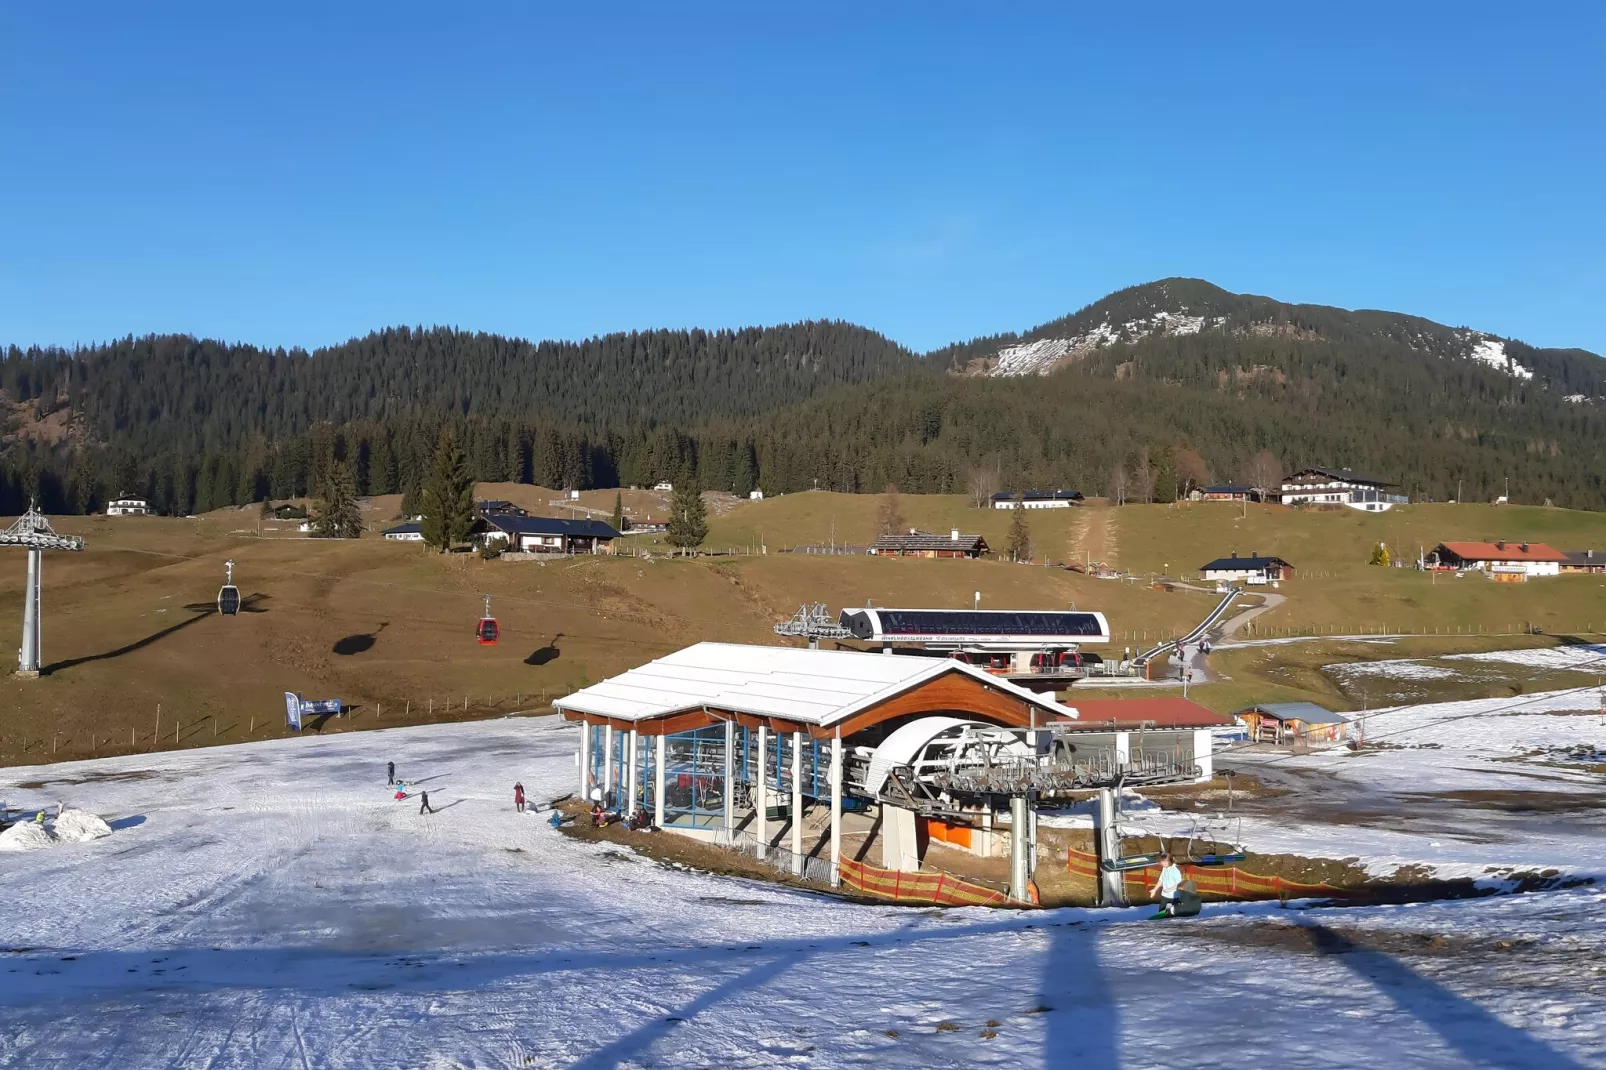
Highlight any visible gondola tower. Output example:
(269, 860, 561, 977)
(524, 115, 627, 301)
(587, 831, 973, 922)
(0, 502, 85, 678)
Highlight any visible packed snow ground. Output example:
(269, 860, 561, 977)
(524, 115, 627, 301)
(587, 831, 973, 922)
(2, 717, 1604, 1068)
(1077, 687, 1606, 886)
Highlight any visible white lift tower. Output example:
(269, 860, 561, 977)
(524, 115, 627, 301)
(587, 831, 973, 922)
(1, 503, 85, 678)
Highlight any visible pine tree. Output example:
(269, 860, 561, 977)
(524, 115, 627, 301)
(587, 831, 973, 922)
(665, 479, 708, 553)
(1368, 542, 1392, 567)
(313, 460, 363, 538)
(611, 491, 626, 533)
(1005, 495, 1032, 562)
(420, 429, 475, 552)
(68, 449, 97, 514)
(1153, 449, 1178, 504)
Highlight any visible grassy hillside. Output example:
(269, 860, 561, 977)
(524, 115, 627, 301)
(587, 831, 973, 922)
(1113, 501, 1606, 635)
(0, 502, 1209, 767)
(2, 493, 1600, 768)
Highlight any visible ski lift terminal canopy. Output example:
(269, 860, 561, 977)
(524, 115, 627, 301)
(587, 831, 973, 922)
(838, 607, 1110, 649)
(555, 642, 1076, 738)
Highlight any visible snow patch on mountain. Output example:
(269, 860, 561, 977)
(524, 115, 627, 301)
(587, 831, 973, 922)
(1564, 393, 1591, 404)
(990, 310, 1220, 377)
(993, 338, 1074, 376)
(1463, 333, 1534, 380)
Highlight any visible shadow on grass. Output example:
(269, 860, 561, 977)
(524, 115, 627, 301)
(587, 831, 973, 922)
(525, 634, 562, 666)
(333, 622, 389, 656)
(43, 595, 270, 676)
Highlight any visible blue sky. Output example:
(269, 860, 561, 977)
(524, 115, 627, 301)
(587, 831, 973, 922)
(2, 3, 1602, 355)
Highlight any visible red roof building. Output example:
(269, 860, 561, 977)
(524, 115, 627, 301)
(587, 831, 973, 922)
(1056, 697, 1231, 731)
(1431, 541, 1565, 578)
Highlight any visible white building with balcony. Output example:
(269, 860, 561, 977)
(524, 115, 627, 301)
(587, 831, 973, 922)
(1279, 468, 1407, 513)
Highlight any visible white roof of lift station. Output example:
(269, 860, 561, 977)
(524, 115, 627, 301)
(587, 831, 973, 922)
(553, 642, 1076, 728)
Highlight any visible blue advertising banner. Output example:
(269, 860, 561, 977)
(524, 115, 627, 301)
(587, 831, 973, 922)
(284, 691, 303, 731)
(301, 699, 343, 716)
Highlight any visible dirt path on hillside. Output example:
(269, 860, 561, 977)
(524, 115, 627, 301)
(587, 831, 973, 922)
(1070, 505, 1115, 569)
(1186, 593, 1285, 682)
(1214, 593, 1286, 645)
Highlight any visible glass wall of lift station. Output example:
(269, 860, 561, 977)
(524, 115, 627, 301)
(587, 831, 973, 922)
(586, 724, 832, 830)
(587, 727, 659, 812)
(661, 726, 728, 829)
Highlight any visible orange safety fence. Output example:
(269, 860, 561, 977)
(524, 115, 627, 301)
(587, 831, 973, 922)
(838, 858, 1012, 907)
(1066, 846, 1353, 902)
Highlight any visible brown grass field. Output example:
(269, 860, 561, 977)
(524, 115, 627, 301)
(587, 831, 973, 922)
(0, 490, 1601, 766)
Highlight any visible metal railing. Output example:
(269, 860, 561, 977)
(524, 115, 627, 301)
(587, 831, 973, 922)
(712, 827, 839, 886)
(932, 747, 1200, 796)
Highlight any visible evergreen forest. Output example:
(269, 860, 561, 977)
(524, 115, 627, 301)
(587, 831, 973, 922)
(1, 280, 1602, 517)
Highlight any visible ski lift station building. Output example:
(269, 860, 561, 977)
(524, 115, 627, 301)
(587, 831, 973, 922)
(555, 642, 1215, 891)
(835, 606, 1126, 686)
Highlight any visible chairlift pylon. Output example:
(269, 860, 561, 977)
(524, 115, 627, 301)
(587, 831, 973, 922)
(1100, 776, 1167, 873)
(217, 559, 240, 617)
(476, 593, 499, 645)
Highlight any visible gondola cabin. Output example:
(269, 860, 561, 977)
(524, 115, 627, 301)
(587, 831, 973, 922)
(476, 617, 499, 645)
(217, 559, 240, 616)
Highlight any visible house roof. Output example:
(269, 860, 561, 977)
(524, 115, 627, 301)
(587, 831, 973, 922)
(553, 642, 1073, 727)
(991, 489, 1084, 502)
(1235, 701, 1347, 726)
(383, 522, 422, 535)
(485, 515, 620, 539)
(871, 530, 989, 553)
(476, 499, 527, 515)
(1436, 541, 1566, 563)
(1201, 485, 1250, 494)
(840, 608, 1109, 643)
(1285, 467, 1396, 488)
(1199, 553, 1292, 572)
(1054, 698, 1231, 731)
(1561, 550, 1604, 566)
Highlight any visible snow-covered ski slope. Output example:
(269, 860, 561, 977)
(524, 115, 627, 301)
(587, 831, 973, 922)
(2, 716, 1603, 1068)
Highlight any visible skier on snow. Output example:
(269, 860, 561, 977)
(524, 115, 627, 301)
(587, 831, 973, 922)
(387, 761, 395, 786)
(514, 782, 525, 813)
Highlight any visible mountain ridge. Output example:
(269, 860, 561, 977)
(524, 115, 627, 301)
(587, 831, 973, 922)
(0, 278, 1602, 516)
(929, 278, 1605, 399)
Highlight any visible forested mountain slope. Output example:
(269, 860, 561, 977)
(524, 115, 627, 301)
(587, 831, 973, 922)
(1, 321, 925, 455)
(933, 278, 1606, 400)
(0, 280, 1601, 516)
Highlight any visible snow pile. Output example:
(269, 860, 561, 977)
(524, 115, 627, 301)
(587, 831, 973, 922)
(1446, 644, 1606, 673)
(1564, 393, 1591, 404)
(0, 820, 58, 852)
(1325, 659, 1463, 681)
(52, 809, 113, 843)
(1464, 334, 1534, 379)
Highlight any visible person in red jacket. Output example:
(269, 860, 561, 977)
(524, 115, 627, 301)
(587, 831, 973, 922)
(514, 782, 525, 813)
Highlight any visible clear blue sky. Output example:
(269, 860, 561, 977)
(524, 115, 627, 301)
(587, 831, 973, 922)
(2, 3, 1602, 355)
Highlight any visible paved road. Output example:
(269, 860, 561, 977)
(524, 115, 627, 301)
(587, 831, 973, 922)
(1182, 593, 1287, 685)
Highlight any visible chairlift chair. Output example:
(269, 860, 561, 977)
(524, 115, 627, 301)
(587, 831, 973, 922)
(476, 594, 499, 646)
(1100, 776, 1168, 872)
(1183, 770, 1246, 866)
(218, 560, 240, 617)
